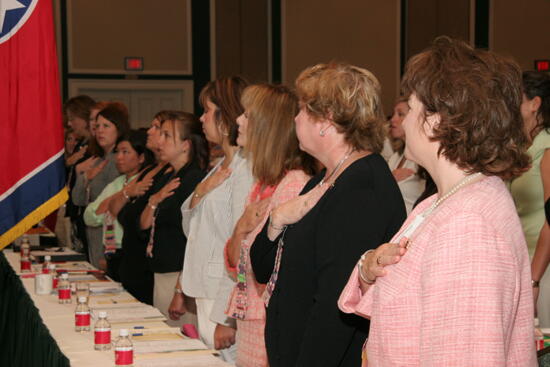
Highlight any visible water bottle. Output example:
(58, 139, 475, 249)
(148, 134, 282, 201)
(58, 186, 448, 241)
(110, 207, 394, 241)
(20, 253, 31, 272)
(58, 273, 72, 304)
(75, 296, 91, 332)
(114, 329, 133, 366)
(20, 235, 30, 257)
(94, 311, 111, 350)
(49, 264, 58, 289)
(535, 318, 545, 351)
(42, 255, 51, 273)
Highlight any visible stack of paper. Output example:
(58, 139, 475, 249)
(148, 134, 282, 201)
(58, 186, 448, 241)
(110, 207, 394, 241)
(91, 305, 165, 323)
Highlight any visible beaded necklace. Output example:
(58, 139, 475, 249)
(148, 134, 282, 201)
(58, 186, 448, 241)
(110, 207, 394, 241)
(399, 172, 483, 240)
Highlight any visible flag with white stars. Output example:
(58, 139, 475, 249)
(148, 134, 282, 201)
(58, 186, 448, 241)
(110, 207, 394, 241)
(0, 0, 67, 248)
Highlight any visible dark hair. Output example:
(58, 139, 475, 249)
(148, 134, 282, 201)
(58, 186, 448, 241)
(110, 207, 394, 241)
(522, 71, 550, 139)
(96, 102, 130, 157)
(117, 129, 155, 171)
(401, 36, 530, 180)
(199, 76, 248, 146)
(153, 110, 174, 124)
(64, 95, 96, 126)
(162, 111, 210, 171)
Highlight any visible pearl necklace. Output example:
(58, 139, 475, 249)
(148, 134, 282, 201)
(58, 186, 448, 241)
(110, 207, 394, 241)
(424, 172, 483, 216)
(319, 149, 354, 187)
(399, 172, 483, 240)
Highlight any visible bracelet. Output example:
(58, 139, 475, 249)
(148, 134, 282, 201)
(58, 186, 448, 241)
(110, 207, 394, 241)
(122, 189, 130, 200)
(268, 214, 286, 231)
(357, 250, 375, 284)
(174, 288, 183, 294)
(533, 280, 540, 288)
(193, 190, 203, 199)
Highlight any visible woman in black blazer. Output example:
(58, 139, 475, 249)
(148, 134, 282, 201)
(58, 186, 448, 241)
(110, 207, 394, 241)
(250, 63, 406, 367)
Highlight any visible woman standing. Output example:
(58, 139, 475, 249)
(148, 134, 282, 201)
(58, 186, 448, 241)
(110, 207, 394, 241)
(339, 37, 534, 366)
(139, 112, 208, 326)
(224, 84, 315, 366)
(169, 77, 252, 362)
(387, 97, 425, 214)
(83, 130, 154, 280)
(111, 111, 174, 305)
(72, 103, 129, 269)
(512, 72, 550, 325)
(250, 63, 406, 367)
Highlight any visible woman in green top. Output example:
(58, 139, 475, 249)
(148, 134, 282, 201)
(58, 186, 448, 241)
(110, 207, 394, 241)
(511, 71, 550, 325)
(84, 130, 155, 280)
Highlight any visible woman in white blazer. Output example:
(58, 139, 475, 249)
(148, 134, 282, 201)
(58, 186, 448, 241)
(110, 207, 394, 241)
(168, 77, 254, 363)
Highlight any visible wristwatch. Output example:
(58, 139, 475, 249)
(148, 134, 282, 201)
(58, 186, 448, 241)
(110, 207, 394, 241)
(532, 280, 540, 288)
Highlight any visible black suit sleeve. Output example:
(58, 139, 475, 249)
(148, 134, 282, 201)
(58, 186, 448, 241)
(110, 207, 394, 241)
(295, 185, 405, 366)
(250, 222, 281, 284)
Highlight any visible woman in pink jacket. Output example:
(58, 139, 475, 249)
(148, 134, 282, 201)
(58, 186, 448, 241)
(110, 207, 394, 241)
(339, 37, 536, 366)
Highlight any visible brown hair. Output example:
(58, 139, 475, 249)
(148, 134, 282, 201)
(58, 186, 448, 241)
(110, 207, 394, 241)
(96, 102, 130, 157)
(389, 96, 409, 154)
(63, 95, 96, 127)
(401, 36, 530, 180)
(161, 111, 209, 171)
(153, 110, 174, 124)
(199, 76, 249, 146)
(523, 71, 550, 139)
(241, 84, 315, 185)
(87, 101, 110, 156)
(295, 62, 386, 153)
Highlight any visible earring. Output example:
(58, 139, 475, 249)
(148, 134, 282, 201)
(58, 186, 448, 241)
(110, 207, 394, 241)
(319, 129, 326, 137)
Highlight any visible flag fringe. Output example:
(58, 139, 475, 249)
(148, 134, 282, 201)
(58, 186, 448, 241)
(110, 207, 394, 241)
(0, 187, 68, 250)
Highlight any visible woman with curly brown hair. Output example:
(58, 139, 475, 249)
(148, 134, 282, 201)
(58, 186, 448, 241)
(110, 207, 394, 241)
(339, 37, 535, 366)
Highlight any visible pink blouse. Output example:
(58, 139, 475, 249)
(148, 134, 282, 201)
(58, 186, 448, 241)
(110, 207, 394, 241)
(226, 170, 310, 320)
(338, 176, 537, 366)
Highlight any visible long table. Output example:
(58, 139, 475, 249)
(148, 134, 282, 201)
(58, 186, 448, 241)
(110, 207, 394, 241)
(1, 250, 231, 367)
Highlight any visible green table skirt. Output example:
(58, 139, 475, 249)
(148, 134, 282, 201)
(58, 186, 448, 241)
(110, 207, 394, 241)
(0, 251, 70, 367)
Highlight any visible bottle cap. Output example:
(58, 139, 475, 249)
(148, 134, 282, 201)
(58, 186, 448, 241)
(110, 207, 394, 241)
(44, 255, 51, 261)
(98, 311, 107, 318)
(119, 329, 129, 337)
(60, 273, 69, 279)
(78, 296, 87, 303)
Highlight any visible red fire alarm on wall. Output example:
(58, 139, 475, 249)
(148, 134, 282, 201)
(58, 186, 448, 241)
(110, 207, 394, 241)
(125, 57, 144, 71)
(535, 60, 549, 72)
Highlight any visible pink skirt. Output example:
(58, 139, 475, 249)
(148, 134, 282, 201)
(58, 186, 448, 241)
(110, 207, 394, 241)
(235, 318, 269, 367)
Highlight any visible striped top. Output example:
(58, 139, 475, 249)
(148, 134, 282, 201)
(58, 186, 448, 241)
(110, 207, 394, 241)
(339, 176, 537, 366)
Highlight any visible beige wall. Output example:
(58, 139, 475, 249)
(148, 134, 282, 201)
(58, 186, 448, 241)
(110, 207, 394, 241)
(214, 0, 269, 82)
(67, 0, 191, 74)
(282, 0, 401, 114)
(492, 0, 550, 71)
(406, 0, 471, 59)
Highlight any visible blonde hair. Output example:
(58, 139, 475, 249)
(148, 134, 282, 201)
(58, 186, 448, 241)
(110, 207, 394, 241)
(295, 62, 386, 153)
(241, 84, 314, 185)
